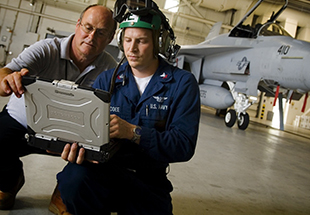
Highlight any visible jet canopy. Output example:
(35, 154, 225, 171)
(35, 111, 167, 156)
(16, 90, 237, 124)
(229, 0, 290, 38)
(257, 23, 291, 37)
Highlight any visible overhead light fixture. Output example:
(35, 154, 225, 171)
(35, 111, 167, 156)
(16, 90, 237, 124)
(30, 0, 35, 6)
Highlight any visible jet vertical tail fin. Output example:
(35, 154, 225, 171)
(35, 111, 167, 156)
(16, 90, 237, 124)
(205, 22, 222, 41)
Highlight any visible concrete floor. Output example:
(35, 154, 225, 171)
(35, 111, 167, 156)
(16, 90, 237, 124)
(0, 96, 310, 215)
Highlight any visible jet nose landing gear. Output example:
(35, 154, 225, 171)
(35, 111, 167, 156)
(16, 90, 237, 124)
(224, 92, 255, 130)
(224, 109, 236, 127)
(224, 109, 250, 130)
(237, 112, 250, 130)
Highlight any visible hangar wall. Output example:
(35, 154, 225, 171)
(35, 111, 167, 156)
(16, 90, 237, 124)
(254, 92, 310, 129)
(0, 0, 79, 65)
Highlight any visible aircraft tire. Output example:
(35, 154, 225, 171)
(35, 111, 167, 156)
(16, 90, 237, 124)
(238, 112, 250, 130)
(224, 109, 236, 127)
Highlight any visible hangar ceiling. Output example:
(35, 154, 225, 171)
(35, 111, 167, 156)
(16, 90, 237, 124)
(178, 0, 310, 15)
(23, 0, 310, 15)
(269, 0, 310, 13)
(2, 0, 309, 38)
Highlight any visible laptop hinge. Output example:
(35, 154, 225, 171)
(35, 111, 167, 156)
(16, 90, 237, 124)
(35, 133, 57, 141)
(79, 143, 100, 152)
(52, 80, 78, 89)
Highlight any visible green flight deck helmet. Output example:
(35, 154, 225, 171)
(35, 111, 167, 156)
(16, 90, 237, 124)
(119, 13, 161, 30)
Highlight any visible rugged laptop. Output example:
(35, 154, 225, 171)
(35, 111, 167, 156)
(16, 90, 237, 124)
(22, 76, 119, 163)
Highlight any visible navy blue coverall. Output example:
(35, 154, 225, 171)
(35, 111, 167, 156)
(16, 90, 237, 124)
(57, 57, 201, 215)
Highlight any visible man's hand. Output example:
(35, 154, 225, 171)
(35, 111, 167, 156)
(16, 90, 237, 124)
(0, 68, 29, 98)
(110, 114, 135, 140)
(60, 143, 98, 164)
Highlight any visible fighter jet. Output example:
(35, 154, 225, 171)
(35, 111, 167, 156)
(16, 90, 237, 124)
(176, 0, 310, 130)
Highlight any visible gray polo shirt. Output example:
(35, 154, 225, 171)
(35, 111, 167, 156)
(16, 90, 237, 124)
(5, 33, 117, 127)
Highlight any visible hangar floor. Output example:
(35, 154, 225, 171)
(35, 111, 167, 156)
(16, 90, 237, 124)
(0, 97, 309, 215)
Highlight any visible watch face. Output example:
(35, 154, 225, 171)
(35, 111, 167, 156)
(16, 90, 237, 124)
(135, 127, 142, 135)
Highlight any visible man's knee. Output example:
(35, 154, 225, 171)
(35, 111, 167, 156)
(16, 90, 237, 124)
(57, 163, 89, 199)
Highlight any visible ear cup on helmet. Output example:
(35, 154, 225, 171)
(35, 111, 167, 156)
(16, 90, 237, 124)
(158, 29, 172, 57)
(116, 28, 124, 52)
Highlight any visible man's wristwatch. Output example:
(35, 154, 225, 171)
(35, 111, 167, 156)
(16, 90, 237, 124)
(131, 126, 142, 142)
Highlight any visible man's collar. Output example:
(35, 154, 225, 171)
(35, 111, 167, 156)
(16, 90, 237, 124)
(115, 57, 173, 84)
(60, 33, 75, 60)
